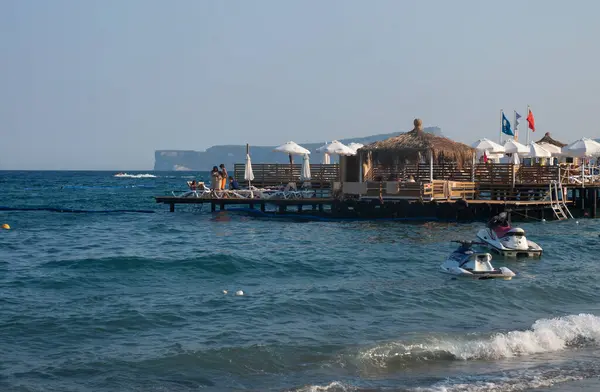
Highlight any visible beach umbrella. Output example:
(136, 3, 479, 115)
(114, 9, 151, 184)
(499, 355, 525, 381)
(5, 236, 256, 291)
(323, 153, 331, 164)
(244, 154, 254, 182)
(562, 138, 600, 187)
(509, 153, 520, 165)
(273, 141, 311, 156)
(316, 140, 356, 156)
(562, 138, 600, 158)
(523, 142, 551, 158)
(537, 142, 562, 155)
(273, 141, 310, 182)
(503, 139, 529, 155)
(300, 153, 311, 181)
(347, 142, 364, 153)
(472, 138, 505, 153)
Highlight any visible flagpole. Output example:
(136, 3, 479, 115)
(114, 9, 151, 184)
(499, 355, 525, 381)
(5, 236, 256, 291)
(514, 110, 517, 141)
(526, 104, 530, 145)
(499, 109, 503, 144)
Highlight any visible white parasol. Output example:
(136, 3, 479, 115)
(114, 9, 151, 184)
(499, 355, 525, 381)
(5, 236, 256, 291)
(300, 153, 311, 181)
(273, 141, 311, 156)
(316, 140, 356, 156)
(347, 142, 364, 153)
(472, 138, 505, 153)
(503, 139, 529, 155)
(523, 142, 552, 158)
(562, 138, 600, 158)
(537, 142, 562, 156)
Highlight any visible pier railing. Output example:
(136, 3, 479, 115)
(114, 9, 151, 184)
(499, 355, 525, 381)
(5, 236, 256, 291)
(368, 163, 561, 185)
(233, 163, 340, 188)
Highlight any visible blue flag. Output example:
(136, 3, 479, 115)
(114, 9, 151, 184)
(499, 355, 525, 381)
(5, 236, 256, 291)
(502, 112, 513, 136)
(515, 111, 521, 127)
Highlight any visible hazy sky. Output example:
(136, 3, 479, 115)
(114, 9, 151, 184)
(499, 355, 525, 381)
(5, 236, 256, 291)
(1, 0, 598, 170)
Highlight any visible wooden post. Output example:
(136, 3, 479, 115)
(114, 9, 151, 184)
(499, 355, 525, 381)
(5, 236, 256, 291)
(297, 204, 302, 212)
(220, 202, 225, 211)
(169, 203, 175, 212)
(592, 188, 597, 218)
(260, 202, 265, 212)
(211, 202, 216, 212)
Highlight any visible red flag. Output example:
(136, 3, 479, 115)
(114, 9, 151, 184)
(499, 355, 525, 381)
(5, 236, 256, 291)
(527, 109, 535, 132)
(483, 151, 488, 163)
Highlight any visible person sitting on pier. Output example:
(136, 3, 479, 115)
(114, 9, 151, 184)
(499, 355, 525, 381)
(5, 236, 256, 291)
(210, 166, 222, 190)
(229, 176, 240, 190)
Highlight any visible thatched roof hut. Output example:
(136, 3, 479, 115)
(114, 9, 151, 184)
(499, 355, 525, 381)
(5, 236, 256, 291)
(535, 132, 566, 147)
(358, 119, 475, 166)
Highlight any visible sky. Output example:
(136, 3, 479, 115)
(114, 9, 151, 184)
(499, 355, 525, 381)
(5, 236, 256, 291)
(1, 0, 599, 170)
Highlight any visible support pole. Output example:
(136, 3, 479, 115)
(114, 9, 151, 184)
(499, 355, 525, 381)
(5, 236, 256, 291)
(169, 203, 175, 213)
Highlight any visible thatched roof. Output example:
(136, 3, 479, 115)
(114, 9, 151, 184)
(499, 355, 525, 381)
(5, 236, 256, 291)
(536, 132, 566, 147)
(358, 119, 475, 165)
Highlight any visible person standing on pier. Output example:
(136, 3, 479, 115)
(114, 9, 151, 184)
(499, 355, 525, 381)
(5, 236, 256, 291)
(210, 166, 222, 190)
(219, 164, 228, 190)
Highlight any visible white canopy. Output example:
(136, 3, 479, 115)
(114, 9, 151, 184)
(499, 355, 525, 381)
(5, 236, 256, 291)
(472, 138, 505, 153)
(562, 138, 600, 158)
(273, 141, 311, 155)
(347, 142, 364, 153)
(300, 153, 311, 181)
(503, 139, 529, 154)
(523, 142, 552, 158)
(316, 140, 356, 156)
(537, 142, 562, 156)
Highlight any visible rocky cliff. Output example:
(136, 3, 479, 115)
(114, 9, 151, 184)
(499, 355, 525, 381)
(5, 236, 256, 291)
(154, 127, 442, 171)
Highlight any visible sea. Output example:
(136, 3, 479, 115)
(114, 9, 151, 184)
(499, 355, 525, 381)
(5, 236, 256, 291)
(1, 170, 600, 392)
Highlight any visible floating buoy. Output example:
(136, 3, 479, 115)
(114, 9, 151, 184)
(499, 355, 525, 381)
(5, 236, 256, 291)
(222, 290, 228, 295)
(576, 221, 580, 225)
(235, 290, 244, 296)
(541, 219, 546, 222)
(1, 224, 10, 230)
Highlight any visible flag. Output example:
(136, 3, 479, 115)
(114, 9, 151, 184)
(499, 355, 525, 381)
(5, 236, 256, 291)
(502, 112, 513, 136)
(483, 150, 488, 163)
(527, 109, 535, 132)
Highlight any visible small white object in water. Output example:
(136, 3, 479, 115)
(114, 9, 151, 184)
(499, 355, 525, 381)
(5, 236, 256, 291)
(223, 290, 228, 295)
(576, 221, 580, 225)
(235, 290, 244, 296)
(542, 219, 546, 222)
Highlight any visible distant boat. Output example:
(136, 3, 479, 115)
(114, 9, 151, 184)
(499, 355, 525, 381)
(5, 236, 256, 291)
(173, 165, 192, 171)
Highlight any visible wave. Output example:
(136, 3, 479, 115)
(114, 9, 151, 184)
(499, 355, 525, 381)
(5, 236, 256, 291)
(114, 173, 157, 178)
(356, 314, 600, 370)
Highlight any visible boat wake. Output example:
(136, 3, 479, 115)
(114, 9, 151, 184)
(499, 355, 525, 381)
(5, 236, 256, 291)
(114, 173, 157, 178)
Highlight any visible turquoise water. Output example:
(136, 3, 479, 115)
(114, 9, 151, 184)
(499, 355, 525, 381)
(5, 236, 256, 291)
(1, 171, 600, 392)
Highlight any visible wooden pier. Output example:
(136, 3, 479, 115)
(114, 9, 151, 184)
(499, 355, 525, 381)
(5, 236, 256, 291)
(155, 161, 600, 221)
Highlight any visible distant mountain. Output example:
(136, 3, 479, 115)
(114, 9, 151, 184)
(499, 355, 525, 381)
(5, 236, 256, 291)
(154, 127, 443, 171)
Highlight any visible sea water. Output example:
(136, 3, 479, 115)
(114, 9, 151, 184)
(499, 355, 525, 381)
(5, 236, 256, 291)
(1, 171, 600, 392)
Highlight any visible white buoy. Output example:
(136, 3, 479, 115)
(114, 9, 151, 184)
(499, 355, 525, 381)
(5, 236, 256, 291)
(223, 290, 228, 295)
(576, 221, 580, 225)
(542, 219, 546, 222)
(235, 290, 244, 296)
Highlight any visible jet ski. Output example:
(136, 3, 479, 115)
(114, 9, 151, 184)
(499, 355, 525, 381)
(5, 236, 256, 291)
(476, 212, 542, 258)
(440, 240, 516, 280)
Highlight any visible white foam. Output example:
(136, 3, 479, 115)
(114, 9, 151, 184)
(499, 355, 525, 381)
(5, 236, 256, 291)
(360, 314, 600, 366)
(292, 381, 355, 392)
(114, 173, 157, 178)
